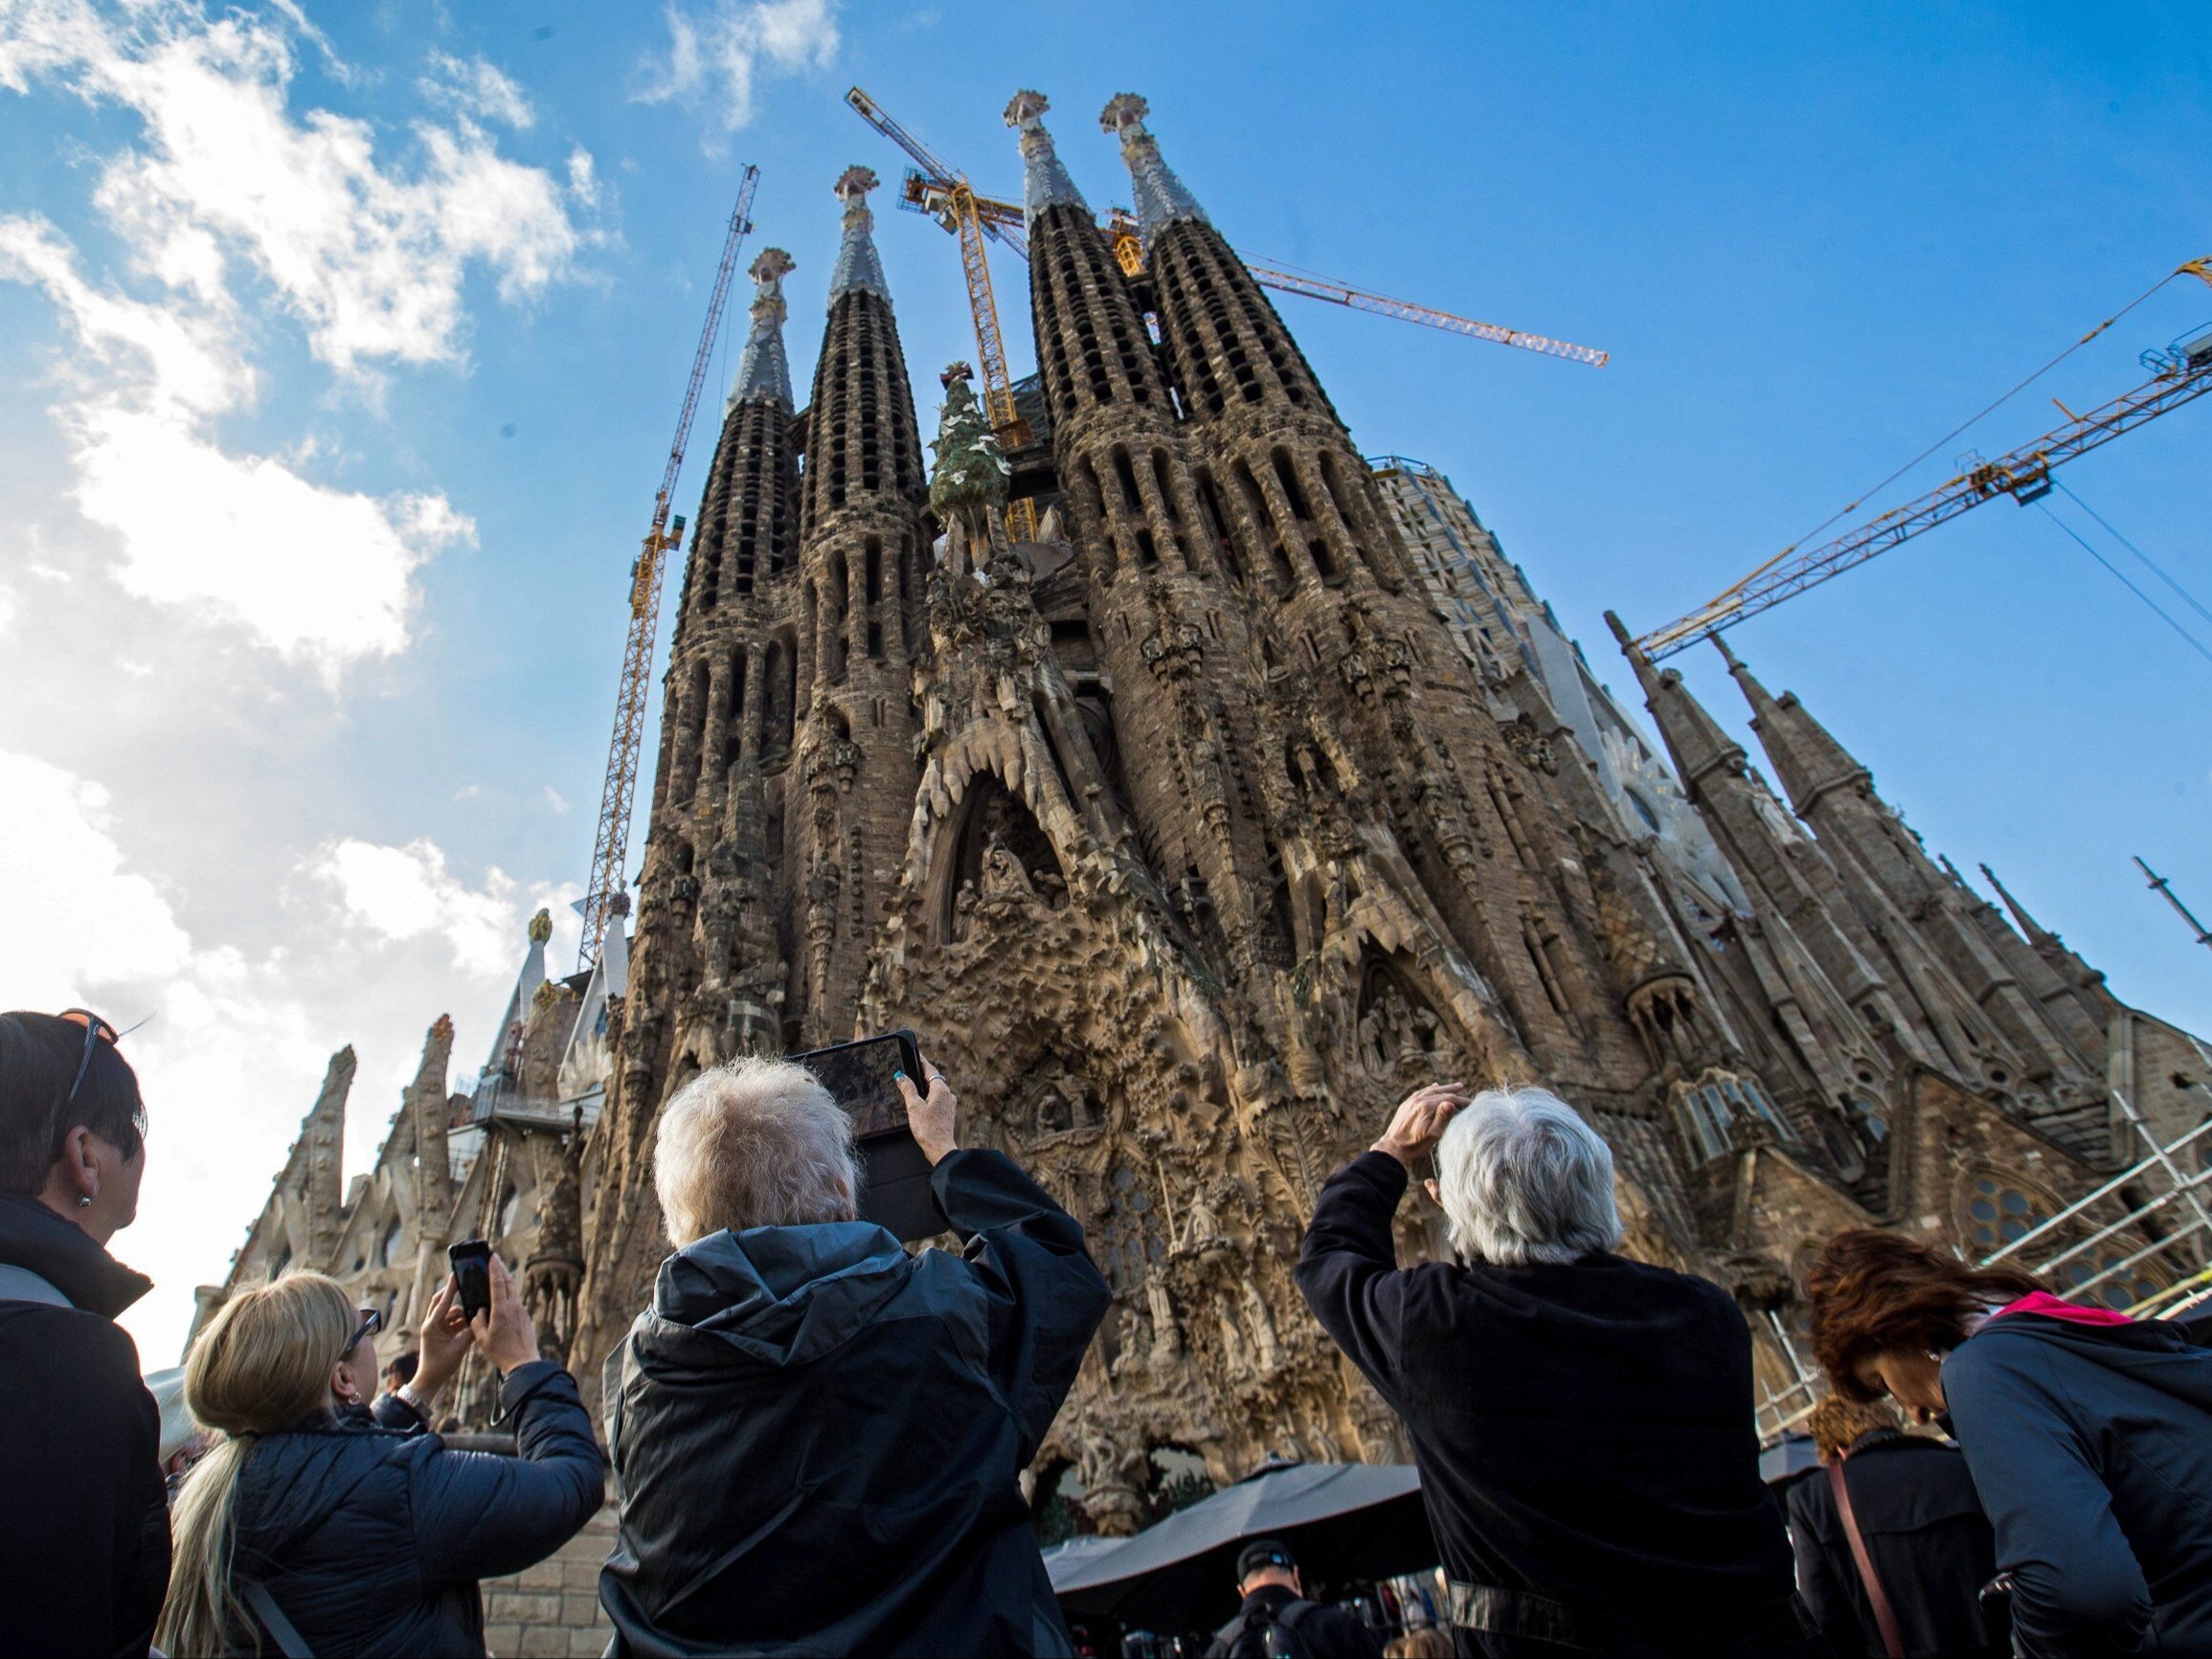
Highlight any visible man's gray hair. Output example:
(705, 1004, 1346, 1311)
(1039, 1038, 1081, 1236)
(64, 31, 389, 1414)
(1435, 1087, 1623, 1266)
(654, 1057, 859, 1245)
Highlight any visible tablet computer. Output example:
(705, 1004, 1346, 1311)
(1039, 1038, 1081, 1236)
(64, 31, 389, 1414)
(787, 1029, 949, 1244)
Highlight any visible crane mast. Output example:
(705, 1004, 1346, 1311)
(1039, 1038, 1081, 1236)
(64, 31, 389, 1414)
(846, 89, 1039, 540)
(1633, 274, 2212, 661)
(578, 165, 760, 970)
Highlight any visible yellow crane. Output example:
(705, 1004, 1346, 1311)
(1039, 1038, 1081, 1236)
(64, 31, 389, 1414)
(844, 87, 1609, 542)
(1630, 260, 2212, 661)
(578, 166, 761, 969)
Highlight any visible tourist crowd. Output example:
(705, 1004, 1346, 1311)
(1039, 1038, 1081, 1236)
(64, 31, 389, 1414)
(4, 1002, 2210, 1658)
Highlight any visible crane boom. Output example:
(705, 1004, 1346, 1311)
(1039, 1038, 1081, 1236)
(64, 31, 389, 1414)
(844, 94, 1612, 371)
(578, 164, 760, 969)
(1241, 262, 1610, 368)
(1634, 310, 2212, 661)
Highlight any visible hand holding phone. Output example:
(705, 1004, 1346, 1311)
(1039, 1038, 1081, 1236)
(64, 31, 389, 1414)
(787, 1029, 948, 1244)
(448, 1239, 492, 1320)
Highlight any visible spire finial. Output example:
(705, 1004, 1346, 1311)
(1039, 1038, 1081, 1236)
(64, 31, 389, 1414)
(829, 167, 891, 304)
(529, 908, 553, 946)
(1980, 863, 2055, 943)
(1004, 89, 1088, 223)
(1100, 90, 1207, 238)
(733, 247, 797, 410)
(1712, 633, 1744, 671)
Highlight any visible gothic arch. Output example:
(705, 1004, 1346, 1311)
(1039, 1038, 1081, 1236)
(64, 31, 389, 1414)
(933, 768, 1070, 944)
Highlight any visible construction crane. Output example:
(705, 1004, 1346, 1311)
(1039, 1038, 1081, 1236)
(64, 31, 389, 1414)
(846, 88, 1040, 541)
(1633, 262, 2212, 662)
(843, 87, 1609, 524)
(577, 165, 761, 970)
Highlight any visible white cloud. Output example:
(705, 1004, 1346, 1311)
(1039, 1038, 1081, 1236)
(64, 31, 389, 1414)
(543, 784, 571, 814)
(310, 837, 581, 981)
(638, 0, 839, 138)
(0, 0, 592, 672)
(0, 585, 14, 635)
(0, 746, 581, 1364)
(1, 215, 474, 672)
(418, 51, 534, 131)
(9, 0, 590, 370)
(0, 751, 193, 990)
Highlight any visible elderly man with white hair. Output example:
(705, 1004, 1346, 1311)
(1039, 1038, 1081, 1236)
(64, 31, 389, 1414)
(599, 1051, 1111, 1658)
(1297, 1084, 1812, 1659)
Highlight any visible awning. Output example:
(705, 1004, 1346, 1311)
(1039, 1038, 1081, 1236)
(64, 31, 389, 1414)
(1045, 1461, 1431, 1633)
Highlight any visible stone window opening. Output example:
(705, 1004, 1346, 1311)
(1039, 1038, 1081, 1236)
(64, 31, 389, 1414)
(720, 651, 748, 773)
(1671, 1070, 1792, 1165)
(1095, 1160, 1166, 1294)
(865, 539, 882, 605)
(1272, 451, 1315, 522)
(761, 638, 796, 762)
(940, 771, 1070, 943)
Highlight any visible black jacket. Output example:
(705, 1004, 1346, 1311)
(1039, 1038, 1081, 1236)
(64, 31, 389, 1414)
(0, 1192, 169, 1659)
(228, 1360, 603, 1656)
(1203, 1584, 1385, 1659)
(1943, 1310, 2212, 1658)
(1785, 1431, 2006, 1659)
(1295, 1154, 1801, 1648)
(601, 1147, 1112, 1657)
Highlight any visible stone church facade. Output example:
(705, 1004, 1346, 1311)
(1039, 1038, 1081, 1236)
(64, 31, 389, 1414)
(212, 91, 2206, 1541)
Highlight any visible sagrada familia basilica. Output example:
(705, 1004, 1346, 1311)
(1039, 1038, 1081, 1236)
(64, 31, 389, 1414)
(197, 93, 2208, 1538)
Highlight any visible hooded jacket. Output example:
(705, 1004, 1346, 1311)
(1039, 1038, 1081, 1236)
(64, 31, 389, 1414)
(1942, 1308, 2212, 1658)
(0, 1190, 168, 1659)
(600, 1146, 1112, 1658)
(223, 1360, 603, 1656)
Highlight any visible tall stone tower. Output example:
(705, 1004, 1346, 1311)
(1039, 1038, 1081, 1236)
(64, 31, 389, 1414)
(567, 109, 2194, 1538)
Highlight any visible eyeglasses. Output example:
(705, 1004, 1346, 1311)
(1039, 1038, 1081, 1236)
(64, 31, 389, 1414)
(55, 1009, 121, 1112)
(343, 1306, 383, 1363)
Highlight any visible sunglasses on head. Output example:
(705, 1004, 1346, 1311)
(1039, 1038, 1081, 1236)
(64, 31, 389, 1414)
(55, 1009, 121, 1111)
(344, 1306, 383, 1364)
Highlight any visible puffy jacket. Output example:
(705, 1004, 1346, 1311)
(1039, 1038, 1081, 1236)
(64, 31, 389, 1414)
(0, 1191, 169, 1659)
(601, 1147, 1112, 1657)
(227, 1360, 603, 1656)
(1943, 1309, 2212, 1658)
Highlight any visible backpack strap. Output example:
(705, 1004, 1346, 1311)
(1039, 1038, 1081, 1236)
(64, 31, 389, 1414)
(1276, 1600, 1321, 1632)
(0, 1262, 73, 1307)
(243, 1580, 316, 1659)
(1828, 1458, 1907, 1659)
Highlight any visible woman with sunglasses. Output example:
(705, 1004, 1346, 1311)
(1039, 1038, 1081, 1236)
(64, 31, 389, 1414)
(157, 1257, 601, 1656)
(0, 1008, 166, 1659)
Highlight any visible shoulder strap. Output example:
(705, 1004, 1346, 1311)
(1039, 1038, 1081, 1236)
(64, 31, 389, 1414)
(0, 1262, 73, 1307)
(1276, 1599, 1320, 1630)
(243, 1580, 316, 1659)
(1828, 1459, 1906, 1659)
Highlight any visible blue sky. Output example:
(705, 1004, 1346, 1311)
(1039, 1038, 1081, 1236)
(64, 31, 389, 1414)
(2, 0, 2207, 1362)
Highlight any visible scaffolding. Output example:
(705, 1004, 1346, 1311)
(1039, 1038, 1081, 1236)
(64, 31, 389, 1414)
(1755, 1070, 2212, 1445)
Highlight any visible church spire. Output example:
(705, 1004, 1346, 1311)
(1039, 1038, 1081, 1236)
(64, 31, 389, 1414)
(828, 166, 891, 304)
(732, 247, 795, 411)
(1718, 637, 1870, 817)
(1980, 863, 2055, 945)
(1004, 90, 1087, 225)
(1100, 93, 1208, 240)
(1606, 614, 1744, 792)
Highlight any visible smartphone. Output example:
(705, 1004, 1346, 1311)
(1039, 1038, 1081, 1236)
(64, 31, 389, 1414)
(448, 1239, 492, 1320)
(787, 1029, 948, 1244)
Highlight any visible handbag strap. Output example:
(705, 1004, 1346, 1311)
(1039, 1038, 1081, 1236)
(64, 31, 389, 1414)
(1828, 1458, 1907, 1659)
(242, 1580, 315, 1659)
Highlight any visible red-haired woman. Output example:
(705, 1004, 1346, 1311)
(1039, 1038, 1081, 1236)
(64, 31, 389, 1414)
(1805, 1229, 2212, 1658)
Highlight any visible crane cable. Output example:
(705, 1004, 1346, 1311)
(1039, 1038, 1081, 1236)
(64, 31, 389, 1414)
(1704, 263, 2201, 612)
(2053, 476, 2212, 634)
(2037, 501, 2212, 671)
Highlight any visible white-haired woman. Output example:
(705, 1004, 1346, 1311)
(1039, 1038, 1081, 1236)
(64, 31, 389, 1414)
(1296, 1085, 1813, 1659)
(156, 1261, 601, 1656)
(600, 1051, 1111, 1658)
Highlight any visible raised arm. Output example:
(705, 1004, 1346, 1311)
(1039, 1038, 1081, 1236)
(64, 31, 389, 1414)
(898, 1049, 1111, 1462)
(407, 1255, 602, 1583)
(1294, 1083, 1465, 1404)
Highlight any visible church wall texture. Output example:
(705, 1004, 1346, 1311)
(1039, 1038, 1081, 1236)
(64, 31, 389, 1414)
(208, 90, 2209, 1544)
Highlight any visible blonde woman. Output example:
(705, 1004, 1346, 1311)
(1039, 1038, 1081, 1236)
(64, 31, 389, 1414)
(159, 1255, 599, 1657)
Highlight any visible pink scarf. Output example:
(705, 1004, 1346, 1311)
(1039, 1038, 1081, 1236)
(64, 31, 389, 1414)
(1992, 1289, 2135, 1328)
